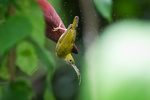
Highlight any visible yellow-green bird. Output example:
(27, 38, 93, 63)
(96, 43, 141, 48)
(55, 16, 81, 84)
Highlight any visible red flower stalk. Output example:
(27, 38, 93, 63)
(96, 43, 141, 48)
(35, 0, 78, 54)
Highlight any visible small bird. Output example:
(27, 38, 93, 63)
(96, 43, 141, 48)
(55, 16, 81, 84)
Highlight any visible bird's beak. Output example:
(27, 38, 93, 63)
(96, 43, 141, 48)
(36, 0, 78, 54)
(71, 64, 81, 85)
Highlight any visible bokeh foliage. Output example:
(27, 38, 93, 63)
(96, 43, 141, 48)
(0, 0, 55, 100)
(80, 19, 150, 100)
(1, 0, 150, 100)
(1, 78, 33, 100)
(93, 0, 113, 22)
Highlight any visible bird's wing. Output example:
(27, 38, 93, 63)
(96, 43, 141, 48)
(56, 25, 76, 57)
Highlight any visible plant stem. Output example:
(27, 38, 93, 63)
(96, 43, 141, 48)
(8, 48, 16, 83)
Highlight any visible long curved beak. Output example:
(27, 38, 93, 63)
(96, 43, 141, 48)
(71, 64, 81, 85)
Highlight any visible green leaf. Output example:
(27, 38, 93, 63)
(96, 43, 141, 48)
(16, 41, 38, 75)
(44, 71, 55, 100)
(0, 78, 34, 100)
(27, 37, 55, 100)
(16, 0, 45, 46)
(80, 19, 150, 100)
(44, 88, 55, 100)
(27, 36, 55, 72)
(93, 0, 113, 22)
(0, 15, 32, 54)
(0, 55, 10, 80)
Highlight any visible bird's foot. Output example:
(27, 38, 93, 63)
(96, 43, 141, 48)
(53, 22, 67, 31)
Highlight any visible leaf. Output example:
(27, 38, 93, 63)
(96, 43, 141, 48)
(27, 37, 55, 100)
(93, 0, 113, 22)
(0, 15, 32, 54)
(0, 55, 10, 80)
(27, 36, 55, 72)
(44, 89, 55, 100)
(80, 19, 150, 100)
(16, 0, 45, 46)
(0, 78, 34, 100)
(44, 71, 55, 100)
(16, 41, 38, 75)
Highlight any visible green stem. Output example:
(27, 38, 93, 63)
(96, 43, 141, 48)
(8, 48, 16, 83)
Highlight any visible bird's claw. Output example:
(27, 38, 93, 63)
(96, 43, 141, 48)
(53, 22, 67, 31)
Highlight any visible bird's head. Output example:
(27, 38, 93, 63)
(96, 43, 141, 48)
(63, 53, 81, 85)
(64, 53, 75, 66)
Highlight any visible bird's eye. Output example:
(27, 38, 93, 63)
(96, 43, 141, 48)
(69, 59, 72, 63)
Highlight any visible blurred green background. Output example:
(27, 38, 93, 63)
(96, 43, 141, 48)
(0, 0, 150, 100)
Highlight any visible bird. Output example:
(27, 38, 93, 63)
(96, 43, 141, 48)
(54, 16, 81, 84)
